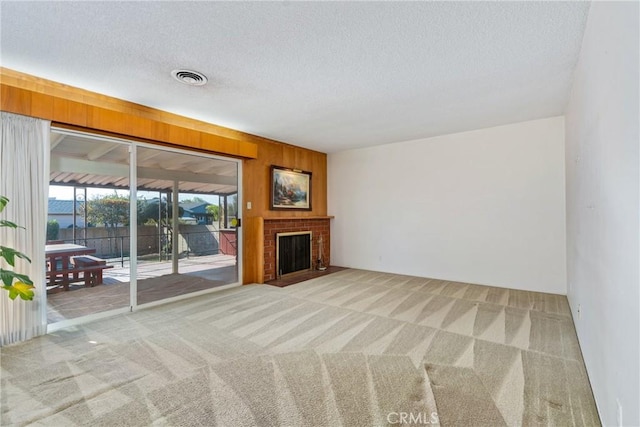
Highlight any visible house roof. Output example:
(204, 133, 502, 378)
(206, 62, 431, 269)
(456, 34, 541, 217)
(180, 202, 211, 215)
(0, 2, 590, 153)
(48, 199, 84, 215)
(50, 199, 215, 216)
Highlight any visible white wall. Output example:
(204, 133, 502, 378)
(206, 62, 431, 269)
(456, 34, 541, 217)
(329, 116, 566, 293)
(565, 2, 639, 426)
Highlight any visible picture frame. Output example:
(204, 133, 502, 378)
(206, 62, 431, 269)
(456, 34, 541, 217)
(270, 165, 312, 211)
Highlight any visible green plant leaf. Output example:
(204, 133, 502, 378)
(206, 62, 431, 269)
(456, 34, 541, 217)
(0, 268, 33, 286)
(0, 246, 31, 266)
(0, 196, 35, 302)
(0, 270, 10, 286)
(2, 282, 35, 301)
(0, 219, 23, 229)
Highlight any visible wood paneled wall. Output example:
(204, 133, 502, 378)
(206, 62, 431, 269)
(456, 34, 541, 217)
(0, 68, 328, 285)
(243, 143, 328, 219)
(0, 67, 257, 158)
(242, 143, 328, 283)
(243, 217, 265, 283)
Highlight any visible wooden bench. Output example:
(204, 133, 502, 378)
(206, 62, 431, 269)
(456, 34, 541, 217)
(70, 255, 113, 287)
(46, 256, 113, 291)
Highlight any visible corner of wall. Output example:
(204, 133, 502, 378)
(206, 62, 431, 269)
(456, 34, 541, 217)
(564, 2, 640, 425)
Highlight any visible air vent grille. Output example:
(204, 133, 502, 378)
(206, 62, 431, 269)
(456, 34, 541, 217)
(171, 69, 208, 86)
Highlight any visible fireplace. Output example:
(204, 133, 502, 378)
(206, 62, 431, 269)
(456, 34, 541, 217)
(262, 217, 331, 282)
(276, 231, 312, 278)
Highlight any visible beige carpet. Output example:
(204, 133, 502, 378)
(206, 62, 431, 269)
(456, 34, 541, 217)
(1, 269, 600, 426)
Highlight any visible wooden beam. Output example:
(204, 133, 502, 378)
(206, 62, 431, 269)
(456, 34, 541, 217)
(87, 142, 119, 161)
(50, 133, 66, 149)
(50, 155, 237, 186)
(51, 155, 128, 178)
(137, 168, 237, 186)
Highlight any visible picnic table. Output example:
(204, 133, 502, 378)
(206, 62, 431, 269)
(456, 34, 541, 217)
(45, 243, 112, 291)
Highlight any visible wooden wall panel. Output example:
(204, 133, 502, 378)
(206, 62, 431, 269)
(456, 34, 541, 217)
(242, 140, 328, 284)
(1, 85, 31, 115)
(30, 91, 54, 120)
(243, 143, 327, 219)
(243, 217, 265, 284)
(0, 68, 257, 159)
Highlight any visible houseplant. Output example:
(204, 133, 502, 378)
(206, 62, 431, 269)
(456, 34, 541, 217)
(0, 196, 35, 300)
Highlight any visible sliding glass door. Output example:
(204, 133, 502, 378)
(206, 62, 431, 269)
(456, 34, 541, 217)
(46, 130, 241, 325)
(47, 134, 131, 323)
(135, 145, 239, 305)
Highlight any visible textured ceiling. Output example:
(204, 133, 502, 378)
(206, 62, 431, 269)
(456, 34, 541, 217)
(0, 1, 590, 153)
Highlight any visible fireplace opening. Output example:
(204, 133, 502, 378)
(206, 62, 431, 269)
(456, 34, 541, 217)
(276, 231, 312, 278)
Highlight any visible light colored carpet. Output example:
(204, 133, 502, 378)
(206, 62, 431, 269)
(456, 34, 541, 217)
(1, 269, 600, 426)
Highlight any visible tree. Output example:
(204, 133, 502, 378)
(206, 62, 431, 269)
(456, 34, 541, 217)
(84, 193, 129, 257)
(46, 219, 59, 241)
(205, 204, 219, 221)
(180, 196, 207, 204)
(86, 193, 129, 227)
(138, 198, 183, 226)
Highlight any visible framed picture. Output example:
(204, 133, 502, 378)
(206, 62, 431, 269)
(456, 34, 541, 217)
(270, 165, 312, 210)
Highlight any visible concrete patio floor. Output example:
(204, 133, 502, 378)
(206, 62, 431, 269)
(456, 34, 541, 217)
(47, 254, 237, 323)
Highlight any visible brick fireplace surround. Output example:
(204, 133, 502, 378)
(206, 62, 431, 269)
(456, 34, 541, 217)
(263, 217, 331, 282)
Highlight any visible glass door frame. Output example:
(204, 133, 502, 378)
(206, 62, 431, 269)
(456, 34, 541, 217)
(47, 128, 243, 331)
(132, 140, 243, 311)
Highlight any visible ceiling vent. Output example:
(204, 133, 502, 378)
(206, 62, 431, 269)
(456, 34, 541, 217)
(171, 69, 208, 86)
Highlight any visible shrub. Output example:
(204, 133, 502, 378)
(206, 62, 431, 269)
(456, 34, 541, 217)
(46, 219, 59, 242)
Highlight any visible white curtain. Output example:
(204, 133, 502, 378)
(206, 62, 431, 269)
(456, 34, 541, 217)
(0, 112, 50, 346)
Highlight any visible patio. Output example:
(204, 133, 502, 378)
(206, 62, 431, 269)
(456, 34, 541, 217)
(47, 253, 237, 323)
